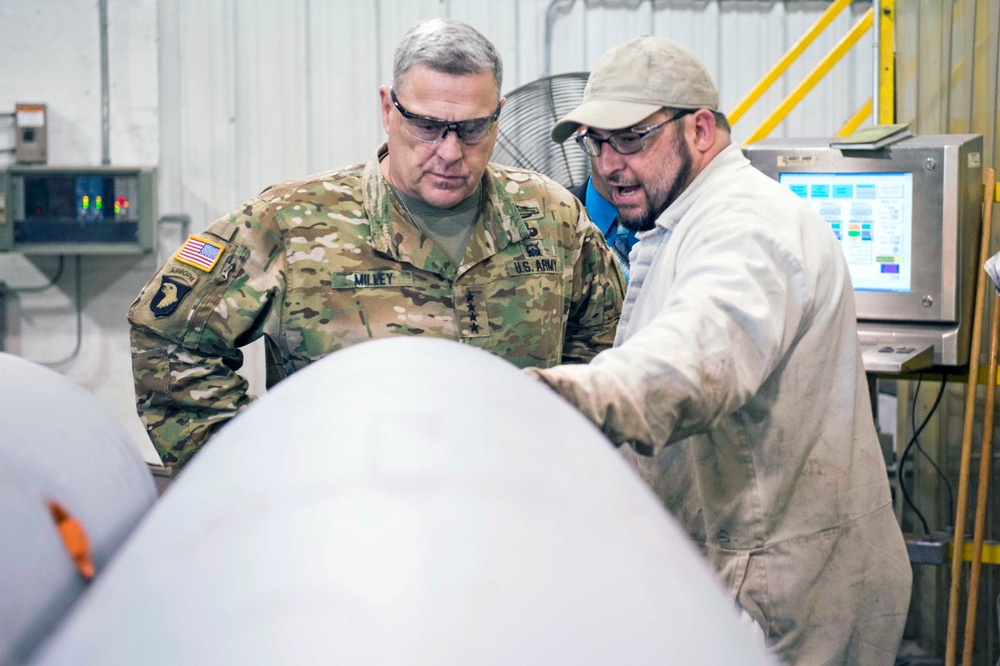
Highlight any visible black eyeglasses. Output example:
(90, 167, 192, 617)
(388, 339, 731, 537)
(574, 109, 696, 157)
(390, 87, 501, 145)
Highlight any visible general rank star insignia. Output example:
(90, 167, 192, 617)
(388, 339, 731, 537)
(457, 285, 490, 339)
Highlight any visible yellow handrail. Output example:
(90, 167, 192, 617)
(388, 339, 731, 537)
(728, 0, 854, 126)
(733, 1, 897, 143)
(838, 98, 873, 136)
(877, 1, 896, 123)
(743, 9, 874, 145)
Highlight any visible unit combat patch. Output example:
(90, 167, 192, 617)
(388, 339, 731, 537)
(515, 202, 542, 219)
(150, 276, 192, 317)
(174, 235, 225, 272)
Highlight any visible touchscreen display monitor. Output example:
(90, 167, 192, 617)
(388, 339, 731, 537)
(779, 171, 914, 294)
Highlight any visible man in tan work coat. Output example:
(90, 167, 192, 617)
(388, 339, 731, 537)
(528, 36, 912, 664)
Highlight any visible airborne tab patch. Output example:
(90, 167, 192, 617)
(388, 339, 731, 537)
(174, 235, 225, 272)
(150, 276, 192, 317)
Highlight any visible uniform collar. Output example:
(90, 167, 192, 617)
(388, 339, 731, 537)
(363, 143, 532, 281)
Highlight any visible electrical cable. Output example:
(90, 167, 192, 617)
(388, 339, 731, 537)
(0, 110, 16, 147)
(5, 255, 65, 293)
(0, 281, 6, 352)
(1, 256, 66, 353)
(897, 374, 949, 536)
(909, 376, 956, 526)
(37, 256, 83, 368)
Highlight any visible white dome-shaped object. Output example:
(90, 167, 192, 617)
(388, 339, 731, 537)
(34, 339, 775, 665)
(0, 353, 156, 665)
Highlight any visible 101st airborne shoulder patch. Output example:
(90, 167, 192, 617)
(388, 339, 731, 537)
(174, 234, 226, 272)
(150, 275, 192, 317)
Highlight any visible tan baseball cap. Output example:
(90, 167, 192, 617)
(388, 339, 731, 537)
(551, 36, 719, 144)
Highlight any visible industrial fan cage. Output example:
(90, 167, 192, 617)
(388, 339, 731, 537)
(491, 72, 591, 189)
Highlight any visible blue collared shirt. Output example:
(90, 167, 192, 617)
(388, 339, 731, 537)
(584, 177, 639, 254)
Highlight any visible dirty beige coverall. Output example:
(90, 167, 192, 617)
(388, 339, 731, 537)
(529, 145, 912, 664)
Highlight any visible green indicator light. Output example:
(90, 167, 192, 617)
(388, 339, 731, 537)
(96, 196, 102, 210)
(82, 196, 89, 210)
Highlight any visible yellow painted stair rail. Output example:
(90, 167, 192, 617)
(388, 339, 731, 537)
(743, 9, 874, 145)
(838, 98, 873, 136)
(729, 0, 854, 126)
(732, 1, 897, 143)
(877, 0, 895, 124)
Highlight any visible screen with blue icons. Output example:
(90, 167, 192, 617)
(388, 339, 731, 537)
(779, 172, 914, 293)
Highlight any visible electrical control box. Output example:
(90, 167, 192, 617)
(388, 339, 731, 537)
(0, 165, 157, 254)
(14, 103, 48, 164)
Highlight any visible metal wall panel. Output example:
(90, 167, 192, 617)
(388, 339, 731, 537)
(233, 0, 310, 196)
(306, 0, 382, 174)
(156, 0, 877, 230)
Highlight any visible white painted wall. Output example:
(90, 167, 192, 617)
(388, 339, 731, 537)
(0, 0, 161, 461)
(0, 0, 875, 464)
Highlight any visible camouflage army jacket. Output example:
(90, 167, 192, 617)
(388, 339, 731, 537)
(128, 143, 624, 469)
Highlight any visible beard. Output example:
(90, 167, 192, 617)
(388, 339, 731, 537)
(616, 133, 693, 233)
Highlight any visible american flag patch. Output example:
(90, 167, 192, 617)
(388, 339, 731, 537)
(175, 235, 225, 272)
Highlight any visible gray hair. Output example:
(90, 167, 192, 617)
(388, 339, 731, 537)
(392, 18, 503, 97)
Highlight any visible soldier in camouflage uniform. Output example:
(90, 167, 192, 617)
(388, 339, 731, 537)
(128, 18, 625, 471)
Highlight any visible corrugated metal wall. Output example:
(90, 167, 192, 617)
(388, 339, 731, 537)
(157, 0, 876, 231)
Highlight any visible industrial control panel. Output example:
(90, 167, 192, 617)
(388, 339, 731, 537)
(744, 134, 983, 370)
(0, 165, 156, 254)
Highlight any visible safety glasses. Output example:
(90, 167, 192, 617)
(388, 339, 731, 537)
(575, 109, 695, 157)
(390, 87, 501, 145)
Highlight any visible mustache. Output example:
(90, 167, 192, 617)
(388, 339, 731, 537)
(607, 177, 639, 188)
